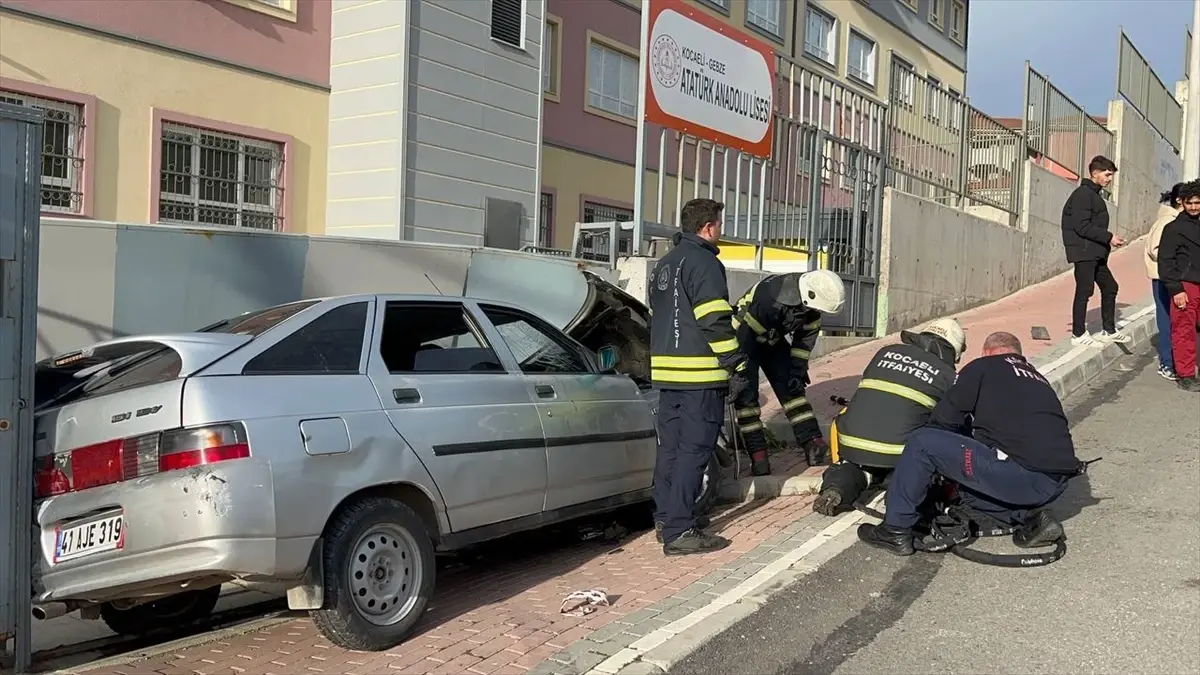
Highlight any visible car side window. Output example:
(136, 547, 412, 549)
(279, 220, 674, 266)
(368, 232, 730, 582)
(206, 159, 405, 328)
(381, 302, 506, 374)
(480, 306, 592, 375)
(242, 302, 368, 375)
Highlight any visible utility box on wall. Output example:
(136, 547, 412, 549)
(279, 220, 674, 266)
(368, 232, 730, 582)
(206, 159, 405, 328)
(0, 101, 42, 674)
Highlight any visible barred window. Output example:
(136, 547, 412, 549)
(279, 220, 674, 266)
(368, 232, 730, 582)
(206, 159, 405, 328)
(582, 201, 633, 223)
(0, 90, 86, 214)
(538, 192, 554, 248)
(157, 122, 285, 231)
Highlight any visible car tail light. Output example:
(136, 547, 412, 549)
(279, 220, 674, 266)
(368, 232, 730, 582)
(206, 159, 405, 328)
(34, 423, 249, 499)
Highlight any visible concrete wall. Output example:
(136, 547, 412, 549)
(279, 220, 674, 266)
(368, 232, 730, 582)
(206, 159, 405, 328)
(326, 0, 544, 246)
(1106, 98, 1184, 240)
(34, 218, 619, 360)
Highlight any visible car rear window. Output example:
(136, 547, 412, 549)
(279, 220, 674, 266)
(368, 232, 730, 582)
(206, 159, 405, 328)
(197, 300, 320, 337)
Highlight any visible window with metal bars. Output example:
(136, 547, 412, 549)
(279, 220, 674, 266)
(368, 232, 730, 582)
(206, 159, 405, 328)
(157, 122, 285, 231)
(490, 0, 525, 49)
(582, 201, 634, 223)
(0, 90, 86, 214)
(538, 192, 554, 248)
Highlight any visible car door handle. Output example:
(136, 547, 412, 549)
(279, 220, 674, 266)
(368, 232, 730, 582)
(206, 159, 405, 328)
(535, 385, 556, 398)
(393, 388, 422, 405)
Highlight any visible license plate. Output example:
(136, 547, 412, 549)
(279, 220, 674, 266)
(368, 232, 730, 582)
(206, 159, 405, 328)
(54, 512, 124, 563)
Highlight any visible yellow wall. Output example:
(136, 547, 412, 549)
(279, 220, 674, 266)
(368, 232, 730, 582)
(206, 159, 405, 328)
(814, 1, 966, 94)
(0, 13, 329, 234)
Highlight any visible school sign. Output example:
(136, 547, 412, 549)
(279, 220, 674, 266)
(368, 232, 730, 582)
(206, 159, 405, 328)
(644, 0, 777, 158)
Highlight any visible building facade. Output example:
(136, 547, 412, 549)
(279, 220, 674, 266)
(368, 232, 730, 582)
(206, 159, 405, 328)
(324, 0, 545, 247)
(0, 0, 331, 234)
(539, 0, 970, 250)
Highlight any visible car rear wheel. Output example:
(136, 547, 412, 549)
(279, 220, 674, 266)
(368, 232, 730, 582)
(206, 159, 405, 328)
(100, 585, 221, 636)
(311, 497, 436, 651)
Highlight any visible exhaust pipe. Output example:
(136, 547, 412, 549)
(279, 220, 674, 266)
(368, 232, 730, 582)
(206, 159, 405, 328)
(32, 602, 70, 621)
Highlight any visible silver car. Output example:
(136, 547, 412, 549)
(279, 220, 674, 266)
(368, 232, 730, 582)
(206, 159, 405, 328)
(30, 279, 725, 650)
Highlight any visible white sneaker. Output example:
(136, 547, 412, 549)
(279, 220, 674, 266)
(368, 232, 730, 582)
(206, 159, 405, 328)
(1071, 333, 1100, 347)
(1097, 330, 1132, 345)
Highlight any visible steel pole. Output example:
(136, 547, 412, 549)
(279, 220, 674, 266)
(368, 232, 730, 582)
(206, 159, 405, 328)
(631, 0, 652, 255)
(1185, 0, 1200, 179)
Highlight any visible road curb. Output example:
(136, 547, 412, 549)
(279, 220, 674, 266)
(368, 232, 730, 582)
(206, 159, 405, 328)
(717, 470, 822, 502)
(1034, 303, 1157, 400)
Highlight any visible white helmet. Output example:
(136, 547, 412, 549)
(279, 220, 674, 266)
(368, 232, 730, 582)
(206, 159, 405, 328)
(921, 318, 967, 363)
(796, 269, 846, 314)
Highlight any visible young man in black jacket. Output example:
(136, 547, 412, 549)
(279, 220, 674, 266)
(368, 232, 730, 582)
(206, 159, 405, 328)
(1062, 156, 1129, 347)
(1156, 179, 1200, 392)
(858, 332, 1080, 556)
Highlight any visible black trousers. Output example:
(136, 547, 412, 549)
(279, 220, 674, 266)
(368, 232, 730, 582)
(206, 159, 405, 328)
(884, 427, 1069, 529)
(1072, 260, 1119, 336)
(653, 388, 725, 544)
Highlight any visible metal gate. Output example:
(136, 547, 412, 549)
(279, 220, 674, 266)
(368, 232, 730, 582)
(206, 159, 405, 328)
(1, 101, 43, 674)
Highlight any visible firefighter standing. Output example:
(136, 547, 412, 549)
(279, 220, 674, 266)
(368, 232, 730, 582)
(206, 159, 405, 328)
(812, 318, 966, 516)
(730, 270, 846, 476)
(649, 198, 749, 556)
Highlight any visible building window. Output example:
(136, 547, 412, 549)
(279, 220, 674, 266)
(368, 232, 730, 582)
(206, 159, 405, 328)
(583, 201, 633, 223)
(700, 0, 731, 11)
(0, 89, 87, 215)
(891, 57, 916, 108)
(490, 0, 525, 49)
(925, 75, 943, 124)
(538, 192, 554, 248)
(950, 0, 965, 44)
(847, 31, 877, 86)
(929, 0, 944, 28)
(220, 0, 298, 20)
(587, 39, 638, 120)
(898, 0, 918, 12)
(746, 0, 781, 37)
(543, 18, 560, 97)
(804, 7, 837, 66)
(948, 87, 963, 131)
(157, 121, 286, 231)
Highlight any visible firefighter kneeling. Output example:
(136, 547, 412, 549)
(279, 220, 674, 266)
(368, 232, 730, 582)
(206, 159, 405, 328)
(813, 318, 966, 516)
(730, 269, 846, 475)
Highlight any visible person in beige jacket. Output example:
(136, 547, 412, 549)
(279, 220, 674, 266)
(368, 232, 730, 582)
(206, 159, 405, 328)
(1145, 183, 1184, 379)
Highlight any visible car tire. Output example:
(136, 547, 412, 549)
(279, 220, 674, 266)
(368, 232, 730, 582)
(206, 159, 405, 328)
(695, 455, 722, 516)
(310, 497, 436, 652)
(99, 585, 221, 636)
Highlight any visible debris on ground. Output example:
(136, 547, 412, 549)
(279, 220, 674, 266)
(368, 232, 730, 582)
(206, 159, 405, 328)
(1031, 326, 1051, 341)
(559, 590, 611, 617)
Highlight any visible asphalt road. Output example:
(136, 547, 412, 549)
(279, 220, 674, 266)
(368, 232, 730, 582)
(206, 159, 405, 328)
(670, 345, 1200, 675)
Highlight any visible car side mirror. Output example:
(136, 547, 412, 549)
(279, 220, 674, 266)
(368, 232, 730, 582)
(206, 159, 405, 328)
(597, 345, 619, 372)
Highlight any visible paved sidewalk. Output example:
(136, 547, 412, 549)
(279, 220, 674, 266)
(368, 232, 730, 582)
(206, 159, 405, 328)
(58, 240, 1155, 675)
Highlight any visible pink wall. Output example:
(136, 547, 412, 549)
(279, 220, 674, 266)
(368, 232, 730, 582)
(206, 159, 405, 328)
(0, 0, 331, 87)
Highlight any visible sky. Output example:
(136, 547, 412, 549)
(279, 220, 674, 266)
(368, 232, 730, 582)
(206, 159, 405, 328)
(965, 0, 1195, 117)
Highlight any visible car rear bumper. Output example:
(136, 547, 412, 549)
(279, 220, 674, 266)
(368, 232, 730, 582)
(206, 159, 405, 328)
(34, 458, 280, 603)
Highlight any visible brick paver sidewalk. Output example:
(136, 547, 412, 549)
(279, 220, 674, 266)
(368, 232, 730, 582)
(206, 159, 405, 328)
(68, 241, 1154, 675)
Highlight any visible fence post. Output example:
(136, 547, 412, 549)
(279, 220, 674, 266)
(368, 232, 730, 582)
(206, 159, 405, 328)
(957, 95, 970, 210)
(806, 130, 827, 273)
(1077, 110, 1087, 183)
(1020, 61, 1032, 168)
(1040, 73, 1051, 170)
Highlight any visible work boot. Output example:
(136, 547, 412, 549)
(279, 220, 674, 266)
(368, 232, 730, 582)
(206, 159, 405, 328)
(663, 528, 731, 556)
(856, 523, 915, 556)
(654, 515, 711, 544)
(750, 450, 771, 476)
(812, 487, 844, 516)
(1177, 377, 1200, 393)
(1012, 510, 1065, 548)
(802, 437, 831, 467)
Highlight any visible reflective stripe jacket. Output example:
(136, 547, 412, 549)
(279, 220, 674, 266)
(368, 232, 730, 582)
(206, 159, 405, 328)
(835, 343, 956, 468)
(732, 274, 823, 367)
(648, 233, 747, 389)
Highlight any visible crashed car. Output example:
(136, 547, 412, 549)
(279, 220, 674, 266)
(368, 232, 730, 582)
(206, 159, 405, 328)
(30, 272, 725, 651)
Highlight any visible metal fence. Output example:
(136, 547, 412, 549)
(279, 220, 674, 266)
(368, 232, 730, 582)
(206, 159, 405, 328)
(1, 101, 43, 675)
(884, 56, 1025, 216)
(1117, 30, 1183, 151)
(1022, 63, 1113, 181)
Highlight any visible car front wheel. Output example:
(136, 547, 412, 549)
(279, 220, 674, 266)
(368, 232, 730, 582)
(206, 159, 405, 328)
(311, 497, 436, 652)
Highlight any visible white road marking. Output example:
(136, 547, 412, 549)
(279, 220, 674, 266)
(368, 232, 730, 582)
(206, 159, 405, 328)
(590, 494, 885, 674)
